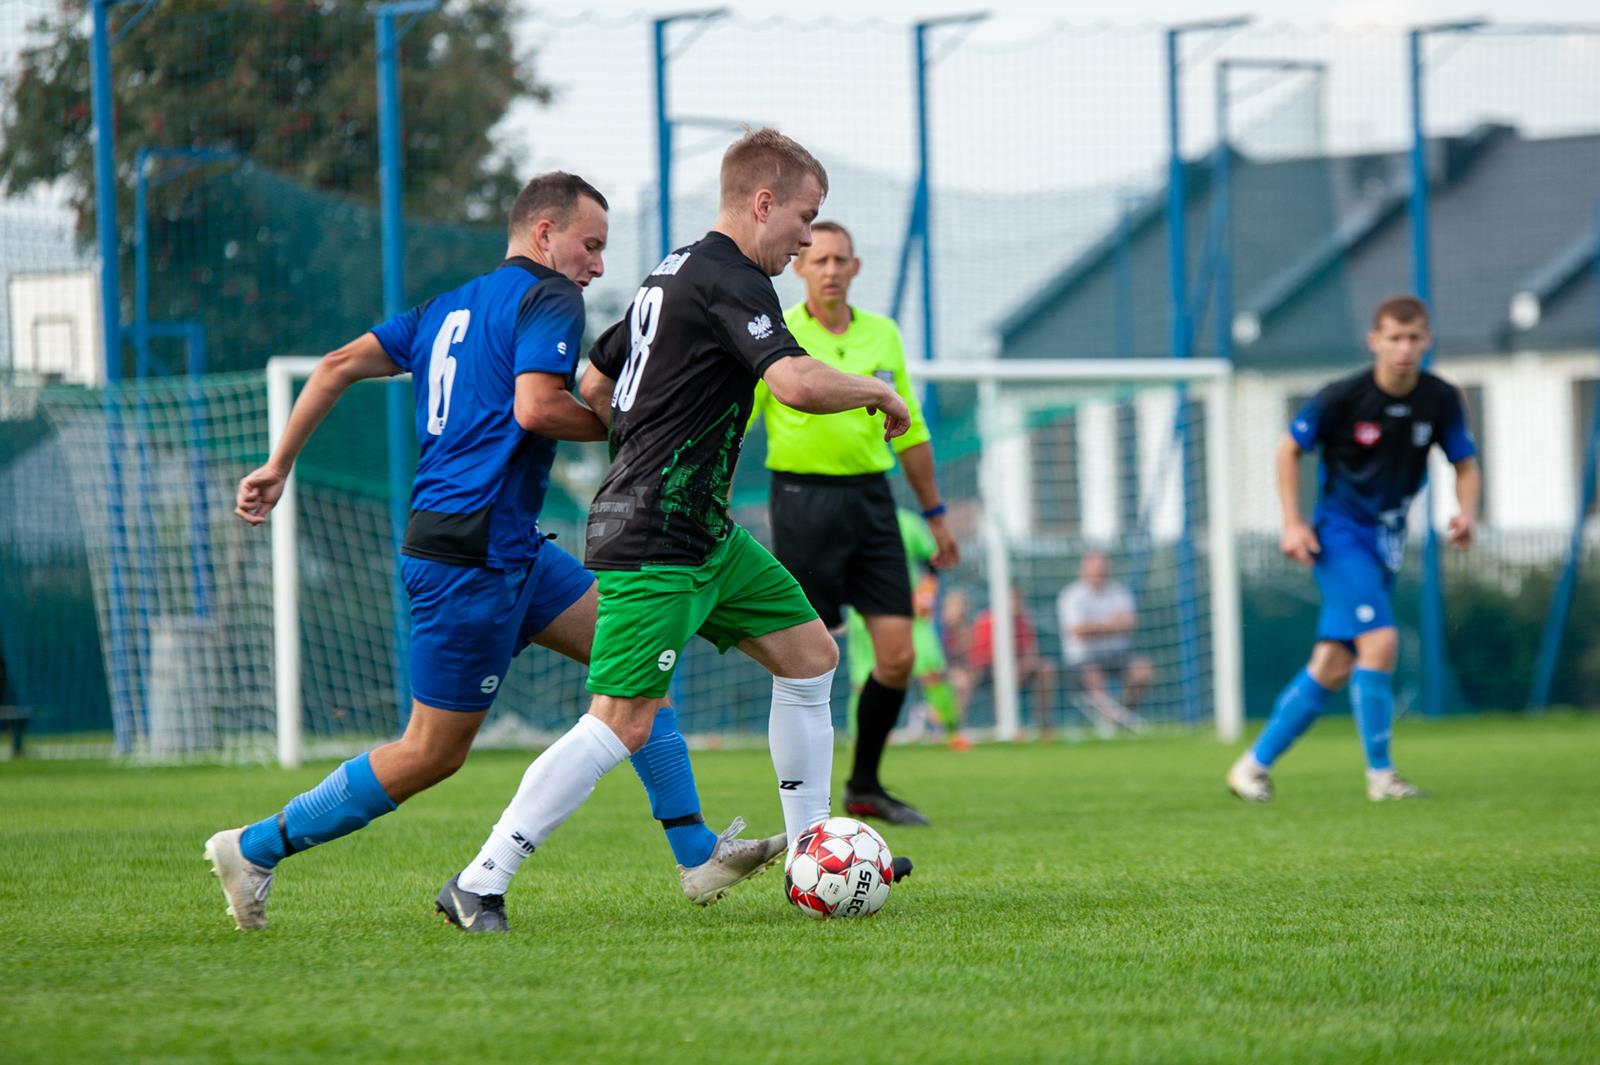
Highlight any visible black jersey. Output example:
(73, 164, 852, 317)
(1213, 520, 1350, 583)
(1289, 368, 1476, 531)
(585, 232, 808, 569)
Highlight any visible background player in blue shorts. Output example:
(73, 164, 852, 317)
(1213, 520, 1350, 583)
(1228, 296, 1481, 803)
(205, 173, 772, 933)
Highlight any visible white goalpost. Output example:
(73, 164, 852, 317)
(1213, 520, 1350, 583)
(262, 355, 1240, 767)
(911, 359, 1242, 745)
(267, 356, 316, 769)
(14, 354, 1241, 764)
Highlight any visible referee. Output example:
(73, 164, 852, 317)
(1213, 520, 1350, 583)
(749, 220, 958, 827)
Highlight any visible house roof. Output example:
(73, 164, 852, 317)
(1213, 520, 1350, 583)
(998, 125, 1600, 367)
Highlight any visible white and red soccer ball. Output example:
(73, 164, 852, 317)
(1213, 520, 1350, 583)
(783, 816, 894, 919)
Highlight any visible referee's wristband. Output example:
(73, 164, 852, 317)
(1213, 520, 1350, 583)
(921, 503, 947, 520)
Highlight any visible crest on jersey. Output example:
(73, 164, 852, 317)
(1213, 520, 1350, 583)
(747, 314, 774, 340)
(1412, 422, 1433, 447)
(1354, 421, 1382, 447)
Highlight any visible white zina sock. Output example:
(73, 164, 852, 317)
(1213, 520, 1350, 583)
(767, 671, 836, 843)
(458, 714, 630, 896)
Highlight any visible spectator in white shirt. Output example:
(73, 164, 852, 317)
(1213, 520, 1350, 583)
(1056, 552, 1153, 731)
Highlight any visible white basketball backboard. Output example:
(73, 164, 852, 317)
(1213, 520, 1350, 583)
(7, 270, 102, 385)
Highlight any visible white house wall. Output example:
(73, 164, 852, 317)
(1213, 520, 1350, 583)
(1229, 351, 1598, 537)
(1077, 399, 1119, 540)
(997, 350, 1596, 543)
(1135, 388, 1184, 541)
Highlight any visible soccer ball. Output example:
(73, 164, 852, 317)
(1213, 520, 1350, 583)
(783, 816, 894, 919)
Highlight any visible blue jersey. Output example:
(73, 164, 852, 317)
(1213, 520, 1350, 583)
(1290, 368, 1476, 543)
(370, 257, 585, 570)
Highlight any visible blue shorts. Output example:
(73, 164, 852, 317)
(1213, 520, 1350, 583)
(401, 541, 594, 712)
(1313, 519, 1397, 649)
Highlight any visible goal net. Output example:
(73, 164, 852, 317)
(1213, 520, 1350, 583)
(14, 357, 1238, 764)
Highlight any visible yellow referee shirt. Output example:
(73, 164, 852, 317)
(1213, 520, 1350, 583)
(749, 303, 931, 475)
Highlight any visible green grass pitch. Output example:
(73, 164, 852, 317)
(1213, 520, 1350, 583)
(3, 715, 1598, 1064)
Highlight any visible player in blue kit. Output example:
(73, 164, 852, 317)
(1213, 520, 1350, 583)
(1228, 296, 1481, 803)
(205, 173, 780, 933)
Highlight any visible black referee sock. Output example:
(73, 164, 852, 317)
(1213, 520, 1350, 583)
(849, 676, 907, 794)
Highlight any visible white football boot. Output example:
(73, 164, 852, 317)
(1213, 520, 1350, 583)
(1367, 768, 1423, 801)
(1227, 753, 1274, 803)
(204, 827, 275, 931)
(678, 817, 786, 906)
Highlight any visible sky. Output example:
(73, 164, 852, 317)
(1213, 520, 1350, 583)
(2, 0, 1596, 354)
(555, 0, 1600, 28)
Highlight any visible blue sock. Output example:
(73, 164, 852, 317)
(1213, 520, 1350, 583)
(1252, 668, 1334, 767)
(1350, 668, 1395, 771)
(628, 707, 717, 868)
(238, 752, 398, 869)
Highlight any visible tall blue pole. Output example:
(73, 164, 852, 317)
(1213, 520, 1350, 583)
(653, 17, 672, 260)
(133, 152, 151, 378)
(914, 22, 935, 369)
(90, 0, 135, 752)
(1214, 63, 1233, 361)
(1529, 200, 1600, 708)
(1166, 29, 1191, 366)
(377, 9, 414, 727)
(91, 1, 121, 384)
(1409, 28, 1448, 717)
(1165, 26, 1203, 723)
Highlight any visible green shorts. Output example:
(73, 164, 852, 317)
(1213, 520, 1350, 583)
(587, 524, 820, 698)
(844, 608, 947, 689)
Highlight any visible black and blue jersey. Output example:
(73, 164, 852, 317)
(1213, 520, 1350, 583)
(370, 257, 585, 570)
(1290, 368, 1476, 538)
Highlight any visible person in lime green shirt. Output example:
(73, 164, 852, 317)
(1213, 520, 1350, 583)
(844, 509, 968, 750)
(748, 221, 959, 826)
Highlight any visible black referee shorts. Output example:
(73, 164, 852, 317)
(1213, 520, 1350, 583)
(769, 471, 913, 629)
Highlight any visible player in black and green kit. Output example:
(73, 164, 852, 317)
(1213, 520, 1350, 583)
(445, 129, 914, 913)
(749, 221, 959, 826)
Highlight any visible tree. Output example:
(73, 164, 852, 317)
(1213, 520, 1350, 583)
(0, 0, 550, 371)
(2, 0, 547, 230)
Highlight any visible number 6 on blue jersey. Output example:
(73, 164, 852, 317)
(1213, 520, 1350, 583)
(427, 309, 471, 436)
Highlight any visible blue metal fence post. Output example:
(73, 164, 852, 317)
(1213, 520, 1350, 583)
(1212, 59, 1327, 364)
(1408, 21, 1484, 716)
(1165, 19, 1246, 723)
(1406, 28, 1445, 717)
(651, 10, 728, 264)
(376, 2, 437, 729)
(1529, 199, 1600, 708)
(1165, 26, 1203, 723)
(90, 0, 137, 752)
(1213, 63, 1233, 362)
(653, 18, 672, 261)
(913, 20, 936, 374)
(91, 1, 121, 384)
(133, 150, 151, 379)
(1166, 28, 1191, 369)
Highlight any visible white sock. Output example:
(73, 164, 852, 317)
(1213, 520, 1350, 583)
(458, 714, 630, 896)
(768, 670, 835, 843)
